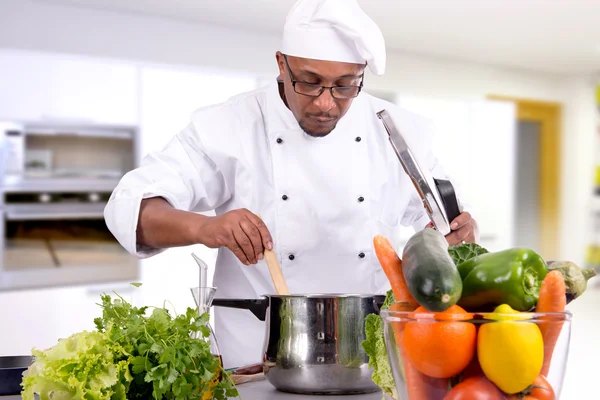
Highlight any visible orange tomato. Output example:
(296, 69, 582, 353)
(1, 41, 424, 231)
(402, 305, 477, 378)
(443, 376, 504, 400)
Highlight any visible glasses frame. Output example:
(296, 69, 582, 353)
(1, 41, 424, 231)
(282, 55, 364, 99)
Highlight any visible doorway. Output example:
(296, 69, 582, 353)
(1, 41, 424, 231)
(515, 121, 542, 253)
(487, 95, 562, 261)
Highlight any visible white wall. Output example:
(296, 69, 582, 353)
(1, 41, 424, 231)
(559, 77, 598, 264)
(0, 0, 277, 77)
(0, 0, 569, 100)
(0, 0, 279, 78)
(2, 0, 596, 265)
(0, 0, 567, 99)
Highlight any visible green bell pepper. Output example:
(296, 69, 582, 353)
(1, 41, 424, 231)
(456, 248, 549, 312)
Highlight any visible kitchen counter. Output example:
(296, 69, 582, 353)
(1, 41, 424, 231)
(1, 379, 384, 399)
(234, 379, 383, 399)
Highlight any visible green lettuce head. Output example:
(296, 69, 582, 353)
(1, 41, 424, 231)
(362, 290, 400, 400)
(447, 242, 489, 265)
(21, 330, 132, 400)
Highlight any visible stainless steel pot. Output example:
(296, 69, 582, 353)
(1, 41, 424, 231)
(212, 293, 385, 395)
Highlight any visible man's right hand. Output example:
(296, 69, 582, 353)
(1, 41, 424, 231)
(197, 209, 274, 266)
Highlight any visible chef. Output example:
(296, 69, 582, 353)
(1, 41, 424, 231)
(104, 0, 479, 369)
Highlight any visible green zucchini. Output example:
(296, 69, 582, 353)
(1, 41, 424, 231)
(401, 227, 463, 312)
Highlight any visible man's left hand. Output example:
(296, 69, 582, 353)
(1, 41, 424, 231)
(445, 212, 479, 245)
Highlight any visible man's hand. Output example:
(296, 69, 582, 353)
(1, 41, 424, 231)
(197, 209, 273, 266)
(444, 212, 479, 246)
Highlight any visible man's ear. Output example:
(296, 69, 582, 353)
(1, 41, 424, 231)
(275, 51, 286, 79)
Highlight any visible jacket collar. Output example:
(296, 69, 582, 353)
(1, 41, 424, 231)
(265, 77, 302, 137)
(264, 76, 368, 141)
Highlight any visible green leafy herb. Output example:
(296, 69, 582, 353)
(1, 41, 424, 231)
(94, 292, 238, 400)
(21, 289, 238, 400)
(448, 243, 489, 266)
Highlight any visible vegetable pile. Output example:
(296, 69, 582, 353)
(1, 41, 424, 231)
(21, 287, 238, 400)
(363, 228, 596, 400)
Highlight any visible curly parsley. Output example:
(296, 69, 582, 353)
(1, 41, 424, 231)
(93, 290, 239, 400)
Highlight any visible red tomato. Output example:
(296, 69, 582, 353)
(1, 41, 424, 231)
(508, 375, 556, 400)
(531, 375, 556, 400)
(460, 348, 483, 381)
(443, 376, 504, 400)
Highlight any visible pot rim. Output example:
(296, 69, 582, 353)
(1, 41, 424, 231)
(262, 293, 386, 299)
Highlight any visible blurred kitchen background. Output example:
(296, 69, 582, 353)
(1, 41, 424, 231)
(0, 0, 599, 398)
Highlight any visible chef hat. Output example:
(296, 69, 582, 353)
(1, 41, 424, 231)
(281, 0, 386, 75)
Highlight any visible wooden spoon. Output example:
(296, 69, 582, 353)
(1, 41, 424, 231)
(256, 213, 290, 295)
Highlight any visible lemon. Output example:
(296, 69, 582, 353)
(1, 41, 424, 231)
(484, 304, 534, 321)
(478, 304, 544, 394)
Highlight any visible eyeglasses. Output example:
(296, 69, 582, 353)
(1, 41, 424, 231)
(283, 55, 363, 99)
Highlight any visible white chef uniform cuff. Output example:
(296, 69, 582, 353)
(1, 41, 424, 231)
(105, 183, 187, 259)
(136, 185, 190, 257)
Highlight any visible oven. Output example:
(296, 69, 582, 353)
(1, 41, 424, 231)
(0, 187, 138, 290)
(0, 122, 139, 290)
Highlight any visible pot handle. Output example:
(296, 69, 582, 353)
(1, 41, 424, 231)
(212, 298, 268, 321)
(373, 297, 386, 314)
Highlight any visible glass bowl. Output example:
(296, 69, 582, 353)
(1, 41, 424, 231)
(380, 302, 572, 400)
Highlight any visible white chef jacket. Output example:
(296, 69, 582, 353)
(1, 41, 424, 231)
(104, 79, 469, 369)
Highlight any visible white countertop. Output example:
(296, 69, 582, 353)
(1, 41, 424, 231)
(234, 379, 383, 399)
(1, 379, 384, 400)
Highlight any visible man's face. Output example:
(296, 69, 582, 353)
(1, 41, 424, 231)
(276, 52, 365, 137)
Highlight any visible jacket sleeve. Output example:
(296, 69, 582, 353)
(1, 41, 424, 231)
(104, 121, 232, 258)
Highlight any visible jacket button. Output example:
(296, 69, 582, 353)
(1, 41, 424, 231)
(358, 252, 365, 259)
(288, 254, 295, 260)
(357, 196, 364, 202)
(282, 194, 288, 201)
(355, 136, 361, 142)
(276, 138, 283, 144)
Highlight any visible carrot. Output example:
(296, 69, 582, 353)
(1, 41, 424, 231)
(536, 270, 567, 377)
(373, 235, 419, 308)
(390, 302, 449, 400)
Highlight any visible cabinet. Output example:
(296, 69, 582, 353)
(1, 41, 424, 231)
(0, 282, 140, 356)
(0, 50, 141, 292)
(0, 50, 138, 126)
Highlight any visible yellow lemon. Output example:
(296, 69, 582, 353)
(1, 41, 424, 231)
(478, 304, 544, 394)
(484, 304, 534, 321)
